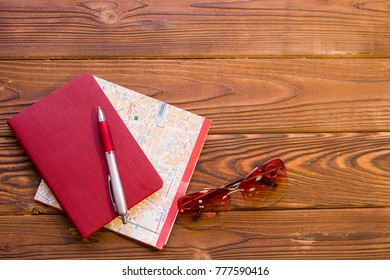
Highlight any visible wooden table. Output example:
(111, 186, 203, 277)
(1, 0, 389, 260)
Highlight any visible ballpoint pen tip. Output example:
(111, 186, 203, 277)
(98, 106, 105, 121)
(121, 215, 127, 224)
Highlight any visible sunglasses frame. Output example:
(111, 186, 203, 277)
(177, 159, 286, 223)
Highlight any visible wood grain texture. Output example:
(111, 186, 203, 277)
(1, 208, 390, 259)
(1, 59, 389, 135)
(1, 132, 389, 214)
(1, 0, 390, 58)
(191, 133, 390, 209)
(1, 0, 390, 260)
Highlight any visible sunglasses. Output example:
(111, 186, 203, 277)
(177, 159, 287, 229)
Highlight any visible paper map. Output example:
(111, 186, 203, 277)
(34, 76, 211, 249)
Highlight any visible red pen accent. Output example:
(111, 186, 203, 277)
(98, 120, 114, 152)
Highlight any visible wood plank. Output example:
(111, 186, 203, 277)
(190, 133, 390, 209)
(1, 59, 389, 134)
(1, 133, 389, 214)
(1, 208, 390, 259)
(1, 0, 390, 58)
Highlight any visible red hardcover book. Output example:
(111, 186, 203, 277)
(7, 72, 163, 238)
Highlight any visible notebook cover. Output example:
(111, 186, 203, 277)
(7, 72, 163, 238)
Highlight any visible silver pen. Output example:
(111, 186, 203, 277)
(98, 106, 128, 224)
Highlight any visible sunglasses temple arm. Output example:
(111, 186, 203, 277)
(192, 191, 221, 222)
(193, 208, 203, 222)
(193, 196, 210, 222)
(219, 164, 282, 189)
(219, 177, 244, 189)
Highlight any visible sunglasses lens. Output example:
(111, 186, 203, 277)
(177, 189, 231, 229)
(238, 159, 287, 207)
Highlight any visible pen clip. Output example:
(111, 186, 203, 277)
(108, 175, 117, 213)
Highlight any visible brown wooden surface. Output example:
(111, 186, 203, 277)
(1, 0, 390, 58)
(0, 0, 389, 259)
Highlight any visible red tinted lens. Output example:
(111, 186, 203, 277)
(177, 188, 231, 229)
(238, 159, 287, 207)
(177, 159, 287, 228)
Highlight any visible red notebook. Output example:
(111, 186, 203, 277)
(7, 72, 163, 238)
